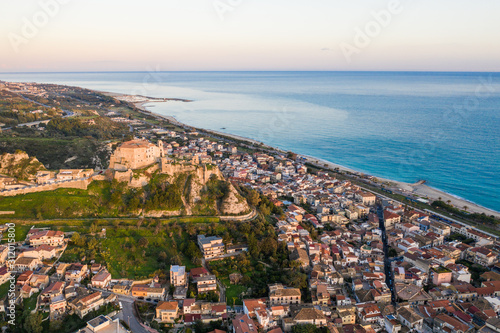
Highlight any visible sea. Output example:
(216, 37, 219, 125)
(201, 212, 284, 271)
(1, 71, 499, 212)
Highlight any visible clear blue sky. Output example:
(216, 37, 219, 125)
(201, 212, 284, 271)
(1, 0, 499, 72)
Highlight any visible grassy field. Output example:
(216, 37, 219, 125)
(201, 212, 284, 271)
(60, 223, 201, 279)
(222, 279, 248, 306)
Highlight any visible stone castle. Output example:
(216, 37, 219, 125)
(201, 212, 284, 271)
(108, 139, 165, 171)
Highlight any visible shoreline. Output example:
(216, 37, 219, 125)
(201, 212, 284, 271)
(110, 93, 500, 219)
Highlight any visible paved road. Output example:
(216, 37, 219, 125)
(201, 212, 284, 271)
(117, 296, 150, 333)
(378, 204, 396, 305)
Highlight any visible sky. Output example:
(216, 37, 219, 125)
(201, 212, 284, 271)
(1, 0, 500, 72)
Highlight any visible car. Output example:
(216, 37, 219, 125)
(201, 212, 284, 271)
(138, 297, 144, 300)
(153, 299, 159, 303)
(146, 298, 152, 302)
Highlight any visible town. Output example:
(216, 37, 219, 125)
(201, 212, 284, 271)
(2, 133, 500, 333)
(1, 81, 500, 333)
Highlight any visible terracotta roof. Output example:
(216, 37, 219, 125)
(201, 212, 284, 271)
(156, 301, 178, 311)
(294, 308, 326, 321)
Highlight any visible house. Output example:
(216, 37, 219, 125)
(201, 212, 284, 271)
(398, 307, 423, 332)
(232, 314, 258, 333)
(190, 267, 210, 280)
(41, 281, 65, 302)
(56, 263, 71, 278)
(243, 299, 267, 317)
(357, 303, 382, 324)
(170, 265, 186, 287)
(384, 211, 401, 228)
(195, 274, 217, 293)
(28, 230, 65, 247)
(80, 315, 126, 333)
(29, 274, 50, 289)
(433, 313, 472, 333)
(155, 301, 179, 323)
(65, 263, 88, 282)
(290, 248, 310, 268)
(0, 245, 8, 264)
(465, 247, 498, 266)
(13, 257, 41, 272)
(91, 269, 112, 288)
(384, 315, 402, 333)
(269, 284, 301, 305)
(19, 244, 57, 260)
(131, 284, 165, 299)
(49, 295, 67, 318)
(197, 235, 225, 259)
(0, 265, 11, 285)
(292, 308, 327, 327)
(71, 292, 115, 319)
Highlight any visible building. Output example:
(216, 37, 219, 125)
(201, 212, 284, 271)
(269, 284, 301, 305)
(28, 230, 65, 247)
(356, 191, 376, 206)
(195, 274, 217, 293)
(232, 314, 258, 333)
(19, 244, 57, 260)
(56, 169, 93, 181)
(465, 247, 498, 266)
(292, 308, 327, 327)
(65, 264, 88, 283)
(91, 269, 112, 288)
(13, 257, 41, 272)
(197, 235, 225, 259)
(131, 284, 165, 299)
(398, 307, 423, 332)
(70, 292, 115, 319)
(431, 266, 452, 286)
(155, 301, 178, 323)
(109, 139, 164, 170)
(79, 315, 127, 333)
(384, 211, 401, 228)
(170, 265, 186, 287)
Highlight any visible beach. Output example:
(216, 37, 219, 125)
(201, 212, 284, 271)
(110, 92, 500, 219)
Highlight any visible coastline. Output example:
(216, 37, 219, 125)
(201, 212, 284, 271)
(111, 93, 500, 219)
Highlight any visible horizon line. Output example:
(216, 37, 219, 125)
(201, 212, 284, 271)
(1, 70, 500, 75)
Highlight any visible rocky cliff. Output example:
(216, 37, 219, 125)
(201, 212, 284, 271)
(0, 151, 46, 181)
(115, 161, 250, 217)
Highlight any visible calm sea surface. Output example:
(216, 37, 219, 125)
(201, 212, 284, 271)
(1, 71, 499, 211)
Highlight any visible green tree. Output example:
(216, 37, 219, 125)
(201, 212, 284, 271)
(24, 311, 43, 333)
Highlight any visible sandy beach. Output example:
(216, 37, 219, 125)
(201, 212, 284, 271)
(109, 92, 500, 219)
(302, 155, 500, 218)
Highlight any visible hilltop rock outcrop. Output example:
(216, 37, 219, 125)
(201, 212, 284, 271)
(0, 150, 46, 181)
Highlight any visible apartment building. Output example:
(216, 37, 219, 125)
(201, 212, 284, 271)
(197, 235, 224, 259)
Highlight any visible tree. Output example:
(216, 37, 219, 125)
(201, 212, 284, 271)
(292, 324, 321, 333)
(247, 190, 261, 207)
(24, 311, 43, 333)
(138, 237, 149, 247)
(260, 236, 277, 257)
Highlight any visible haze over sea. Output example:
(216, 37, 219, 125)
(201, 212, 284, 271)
(1, 72, 499, 212)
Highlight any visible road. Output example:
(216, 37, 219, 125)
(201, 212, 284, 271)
(116, 296, 150, 333)
(378, 204, 396, 306)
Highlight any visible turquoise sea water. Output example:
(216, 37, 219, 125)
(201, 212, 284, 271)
(1, 72, 499, 212)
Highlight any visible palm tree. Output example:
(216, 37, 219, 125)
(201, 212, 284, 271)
(446, 200, 452, 205)
(463, 205, 468, 212)
(438, 197, 442, 202)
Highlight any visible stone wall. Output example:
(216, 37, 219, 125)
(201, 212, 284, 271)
(0, 178, 91, 196)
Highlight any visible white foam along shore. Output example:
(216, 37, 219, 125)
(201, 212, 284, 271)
(111, 93, 500, 219)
